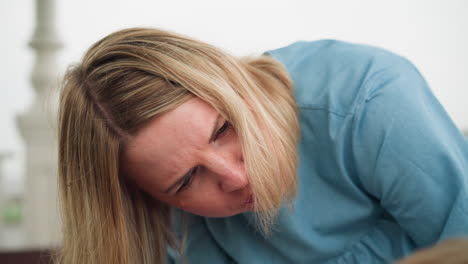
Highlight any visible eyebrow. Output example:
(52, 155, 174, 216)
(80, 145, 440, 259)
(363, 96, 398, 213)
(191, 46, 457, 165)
(163, 114, 222, 194)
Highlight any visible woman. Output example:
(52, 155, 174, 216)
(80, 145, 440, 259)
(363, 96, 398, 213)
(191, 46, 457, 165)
(57, 28, 468, 263)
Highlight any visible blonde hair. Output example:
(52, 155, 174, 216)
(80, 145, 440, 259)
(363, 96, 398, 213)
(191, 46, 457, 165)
(57, 28, 300, 264)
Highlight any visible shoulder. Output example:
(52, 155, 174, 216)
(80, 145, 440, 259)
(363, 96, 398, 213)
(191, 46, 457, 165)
(265, 40, 419, 115)
(265, 39, 402, 69)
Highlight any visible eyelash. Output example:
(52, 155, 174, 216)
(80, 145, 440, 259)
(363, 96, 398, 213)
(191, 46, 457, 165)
(176, 121, 232, 193)
(176, 166, 197, 193)
(214, 120, 231, 141)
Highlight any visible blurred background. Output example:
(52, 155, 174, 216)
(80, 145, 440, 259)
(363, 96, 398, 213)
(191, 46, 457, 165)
(0, 0, 467, 262)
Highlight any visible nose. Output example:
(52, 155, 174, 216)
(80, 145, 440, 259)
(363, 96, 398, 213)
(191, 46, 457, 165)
(219, 165, 248, 193)
(204, 153, 248, 193)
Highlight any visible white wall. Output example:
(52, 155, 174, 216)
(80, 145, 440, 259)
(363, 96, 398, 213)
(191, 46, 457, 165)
(1, 0, 468, 193)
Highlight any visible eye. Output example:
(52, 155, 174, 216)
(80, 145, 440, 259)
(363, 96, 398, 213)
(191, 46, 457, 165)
(176, 166, 199, 193)
(214, 121, 231, 141)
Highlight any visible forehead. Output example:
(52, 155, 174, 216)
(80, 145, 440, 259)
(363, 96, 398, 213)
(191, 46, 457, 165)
(130, 97, 216, 146)
(122, 97, 216, 185)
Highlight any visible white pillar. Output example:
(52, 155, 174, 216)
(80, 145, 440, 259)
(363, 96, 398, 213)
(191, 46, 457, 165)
(17, 0, 62, 249)
(0, 153, 10, 248)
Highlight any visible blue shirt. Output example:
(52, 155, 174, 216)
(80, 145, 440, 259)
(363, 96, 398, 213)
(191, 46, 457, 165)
(168, 40, 468, 263)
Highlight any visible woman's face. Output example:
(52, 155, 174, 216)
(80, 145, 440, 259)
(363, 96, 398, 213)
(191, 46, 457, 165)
(122, 97, 254, 217)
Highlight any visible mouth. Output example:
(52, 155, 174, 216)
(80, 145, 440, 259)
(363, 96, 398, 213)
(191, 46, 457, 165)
(244, 193, 254, 205)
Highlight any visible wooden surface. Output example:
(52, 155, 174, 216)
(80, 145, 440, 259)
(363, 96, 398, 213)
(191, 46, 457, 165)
(0, 250, 52, 264)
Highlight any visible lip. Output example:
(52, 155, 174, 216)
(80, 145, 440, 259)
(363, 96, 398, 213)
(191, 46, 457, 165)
(244, 194, 254, 205)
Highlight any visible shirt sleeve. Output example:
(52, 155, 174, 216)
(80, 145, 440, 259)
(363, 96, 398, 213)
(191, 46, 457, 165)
(352, 58, 468, 247)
